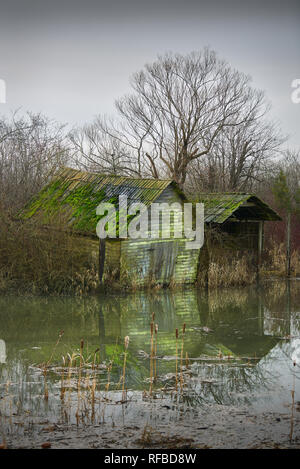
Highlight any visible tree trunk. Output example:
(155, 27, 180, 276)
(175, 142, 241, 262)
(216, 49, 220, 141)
(286, 211, 291, 277)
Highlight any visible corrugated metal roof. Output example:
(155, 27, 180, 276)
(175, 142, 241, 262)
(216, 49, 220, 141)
(197, 193, 281, 223)
(21, 167, 175, 233)
(56, 167, 173, 203)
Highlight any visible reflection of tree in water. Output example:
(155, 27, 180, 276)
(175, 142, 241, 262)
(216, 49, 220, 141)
(1, 280, 299, 420)
(97, 292, 278, 411)
(178, 361, 275, 407)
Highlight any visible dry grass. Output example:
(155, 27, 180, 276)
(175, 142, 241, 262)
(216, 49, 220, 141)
(207, 254, 256, 288)
(262, 243, 300, 277)
(0, 210, 99, 295)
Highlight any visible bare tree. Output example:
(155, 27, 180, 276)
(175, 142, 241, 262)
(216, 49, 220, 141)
(73, 48, 282, 189)
(271, 150, 300, 276)
(70, 119, 141, 176)
(0, 111, 69, 211)
(186, 115, 284, 194)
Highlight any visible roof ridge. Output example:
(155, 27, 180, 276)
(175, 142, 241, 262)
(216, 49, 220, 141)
(58, 167, 174, 183)
(197, 192, 251, 195)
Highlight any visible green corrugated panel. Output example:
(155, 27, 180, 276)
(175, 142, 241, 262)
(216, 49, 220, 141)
(197, 193, 281, 223)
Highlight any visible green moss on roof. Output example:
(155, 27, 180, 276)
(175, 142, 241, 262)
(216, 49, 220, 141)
(21, 167, 174, 234)
(21, 169, 281, 235)
(196, 192, 281, 223)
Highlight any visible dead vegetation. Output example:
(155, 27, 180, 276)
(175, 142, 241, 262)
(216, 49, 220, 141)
(262, 242, 300, 277)
(0, 211, 99, 295)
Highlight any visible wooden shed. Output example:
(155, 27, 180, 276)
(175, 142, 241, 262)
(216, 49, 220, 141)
(196, 192, 281, 283)
(22, 168, 200, 288)
(198, 192, 281, 244)
(22, 168, 281, 289)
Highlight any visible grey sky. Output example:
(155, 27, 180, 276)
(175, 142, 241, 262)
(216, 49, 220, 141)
(0, 0, 299, 148)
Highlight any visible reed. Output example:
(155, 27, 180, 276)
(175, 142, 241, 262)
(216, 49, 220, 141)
(149, 312, 155, 395)
(91, 348, 100, 422)
(66, 353, 75, 409)
(180, 323, 186, 392)
(76, 339, 84, 426)
(60, 355, 66, 401)
(175, 328, 179, 392)
(154, 324, 158, 381)
(122, 336, 130, 402)
(105, 362, 112, 393)
(43, 330, 64, 401)
(185, 351, 189, 370)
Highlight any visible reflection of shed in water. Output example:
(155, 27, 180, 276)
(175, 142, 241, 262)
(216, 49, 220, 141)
(99, 288, 284, 361)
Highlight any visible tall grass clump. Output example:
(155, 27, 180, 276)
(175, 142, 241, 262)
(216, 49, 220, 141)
(263, 242, 300, 277)
(207, 255, 256, 288)
(0, 210, 99, 295)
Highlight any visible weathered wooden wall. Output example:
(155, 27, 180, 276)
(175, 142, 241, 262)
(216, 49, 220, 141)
(100, 185, 200, 287)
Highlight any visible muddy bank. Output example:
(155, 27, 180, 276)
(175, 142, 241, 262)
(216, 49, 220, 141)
(2, 403, 300, 449)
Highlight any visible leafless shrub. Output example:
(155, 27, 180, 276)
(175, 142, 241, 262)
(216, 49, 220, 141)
(0, 111, 69, 212)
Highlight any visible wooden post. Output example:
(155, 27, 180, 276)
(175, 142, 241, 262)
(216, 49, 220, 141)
(257, 221, 263, 280)
(286, 211, 291, 277)
(99, 239, 106, 284)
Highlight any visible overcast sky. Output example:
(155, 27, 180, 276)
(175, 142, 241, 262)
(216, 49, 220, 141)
(0, 0, 299, 148)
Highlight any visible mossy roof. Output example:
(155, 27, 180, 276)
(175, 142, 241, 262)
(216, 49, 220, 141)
(197, 193, 281, 223)
(21, 167, 178, 234)
(21, 169, 281, 236)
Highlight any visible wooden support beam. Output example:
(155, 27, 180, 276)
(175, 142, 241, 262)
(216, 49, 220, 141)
(257, 221, 263, 280)
(99, 239, 106, 284)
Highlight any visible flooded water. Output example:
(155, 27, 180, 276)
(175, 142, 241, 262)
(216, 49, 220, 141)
(0, 280, 300, 443)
